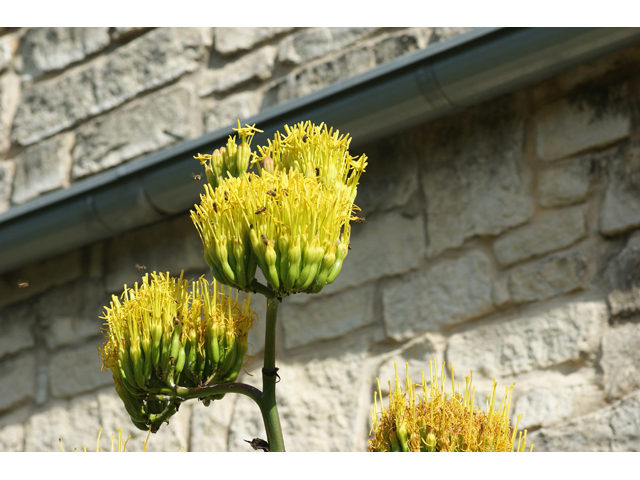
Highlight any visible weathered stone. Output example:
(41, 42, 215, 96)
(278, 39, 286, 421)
(601, 320, 640, 400)
(12, 27, 211, 146)
(190, 393, 236, 451)
(431, 27, 473, 42)
(0, 352, 36, 412)
(328, 27, 380, 51)
(16, 28, 110, 80)
(215, 27, 294, 56)
(10, 133, 74, 205)
(447, 300, 607, 377)
(0, 249, 83, 310)
(535, 95, 629, 162)
(265, 45, 376, 107)
(606, 231, 640, 317)
(0, 160, 14, 213)
(493, 207, 586, 267)
(96, 388, 190, 452)
(36, 280, 106, 349)
(72, 84, 200, 179)
(281, 284, 375, 350)
(0, 422, 24, 451)
(600, 143, 640, 236)
(228, 336, 370, 451)
(383, 251, 494, 341)
(203, 91, 263, 132)
(529, 391, 640, 451)
(537, 159, 591, 208)
(492, 276, 511, 308)
(376, 335, 438, 394)
(199, 45, 276, 96)
(290, 210, 426, 303)
(507, 250, 588, 305)
(420, 97, 533, 257)
(355, 134, 419, 216)
(373, 29, 430, 65)
(49, 341, 113, 398)
(0, 35, 14, 73)
(111, 27, 152, 41)
(0, 72, 20, 154)
(0, 302, 34, 361)
(105, 214, 206, 293)
(277, 28, 332, 66)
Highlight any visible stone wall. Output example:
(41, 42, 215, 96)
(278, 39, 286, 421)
(1, 27, 640, 451)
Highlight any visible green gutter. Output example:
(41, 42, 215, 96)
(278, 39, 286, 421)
(1, 27, 639, 274)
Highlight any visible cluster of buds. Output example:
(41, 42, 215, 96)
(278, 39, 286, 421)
(190, 121, 367, 296)
(99, 272, 255, 432)
(369, 361, 532, 452)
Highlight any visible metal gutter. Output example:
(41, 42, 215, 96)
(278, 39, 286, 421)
(1, 27, 640, 274)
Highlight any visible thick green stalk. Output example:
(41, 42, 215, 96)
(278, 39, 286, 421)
(261, 296, 285, 451)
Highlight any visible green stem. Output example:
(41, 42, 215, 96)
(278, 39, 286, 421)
(261, 296, 285, 451)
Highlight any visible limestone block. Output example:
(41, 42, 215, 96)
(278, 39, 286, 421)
(214, 27, 294, 56)
(601, 321, 640, 400)
(431, 27, 473, 42)
(0, 352, 36, 412)
(605, 231, 640, 317)
(110, 27, 152, 41)
(0, 302, 34, 361)
(96, 388, 190, 452)
(506, 250, 588, 305)
(493, 207, 586, 267)
(105, 214, 206, 293)
(420, 97, 533, 257)
(600, 143, 640, 236)
(203, 91, 263, 132)
(228, 336, 370, 451)
(376, 336, 438, 394)
(535, 97, 629, 162)
(492, 276, 511, 308)
(447, 300, 607, 377)
(0, 35, 15, 73)
(536, 159, 591, 208)
(199, 45, 276, 96)
(281, 284, 375, 350)
(16, 28, 110, 80)
(373, 29, 431, 65)
(49, 341, 114, 398)
(72, 84, 200, 179)
(383, 251, 494, 341)
(277, 28, 332, 66)
(10, 133, 74, 205)
(0, 249, 83, 310)
(328, 27, 380, 51)
(0, 72, 20, 154)
(0, 160, 14, 213)
(12, 27, 211, 146)
(190, 394, 236, 451)
(0, 422, 24, 451)
(529, 391, 640, 451)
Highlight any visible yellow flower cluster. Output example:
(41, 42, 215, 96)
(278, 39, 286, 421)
(369, 361, 532, 452)
(99, 272, 255, 431)
(191, 121, 367, 296)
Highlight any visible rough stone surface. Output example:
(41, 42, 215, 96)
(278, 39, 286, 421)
(105, 214, 206, 293)
(601, 320, 640, 400)
(0, 160, 14, 212)
(376, 335, 438, 394)
(12, 27, 211, 146)
(529, 391, 640, 451)
(506, 250, 588, 305)
(214, 27, 293, 56)
(72, 84, 200, 179)
(431, 27, 473, 42)
(110, 27, 152, 41)
(383, 251, 494, 341)
(420, 97, 533, 257)
(281, 284, 375, 350)
(199, 45, 276, 95)
(600, 143, 640, 236)
(447, 300, 607, 378)
(493, 207, 586, 267)
(49, 341, 114, 398)
(0, 72, 20, 154)
(373, 29, 431, 65)
(203, 91, 263, 132)
(0, 352, 36, 412)
(537, 159, 591, 208)
(10, 133, 74, 205)
(190, 394, 235, 452)
(0, 35, 14, 73)
(605, 231, 640, 317)
(328, 27, 380, 51)
(535, 96, 629, 162)
(277, 28, 332, 66)
(0, 422, 24, 451)
(16, 28, 110, 80)
(0, 302, 34, 361)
